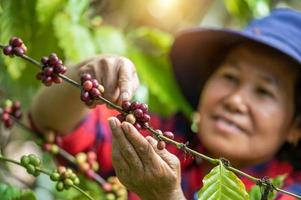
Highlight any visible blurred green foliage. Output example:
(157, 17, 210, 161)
(0, 182, 37, 200)
(224, 0, 271, 25)
(0, 0, 299, 117)
(0, 0, 192, 117)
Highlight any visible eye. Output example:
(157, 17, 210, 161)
(256, 87, 274, 98)
(222, 73, 238, 83)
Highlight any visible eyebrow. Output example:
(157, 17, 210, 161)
(259, 74, 279, 88)
(226, 58, 280, 87)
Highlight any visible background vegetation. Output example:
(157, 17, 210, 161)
(0, 0, 300, 199)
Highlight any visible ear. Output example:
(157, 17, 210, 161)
(286, 120, 301, 145)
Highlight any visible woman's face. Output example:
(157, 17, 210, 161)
(197, 44, 299, 167)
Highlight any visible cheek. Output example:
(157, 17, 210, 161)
(243, 101, 293, 162)
(199, 80, 229, 109)
(253, 101, 290, 136)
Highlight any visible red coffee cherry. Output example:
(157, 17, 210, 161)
(83, 80, 93, 91)
(163, 131, 174, 140)
(121, 101, 131, 111)
(37, 53, 66, 86)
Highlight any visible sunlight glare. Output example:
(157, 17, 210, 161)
(147, 0, 181, 19)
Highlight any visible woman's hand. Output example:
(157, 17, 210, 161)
(78, 55, 139, 105)
(31, 55, 139, 134)
(108, 117, 186, 200)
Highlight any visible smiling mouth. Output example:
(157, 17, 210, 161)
(212, 115, 247, 134)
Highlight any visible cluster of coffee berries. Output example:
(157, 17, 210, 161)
(75, 151, 99, 178)
(43, 143, 59, 155)
(80, 73, 104, 106)
(1, 100, 22, 129)
(20, 154, 41, 177)
(103, 176, 127, 200)
(154, 129, 175, 150)
(42, 130, 60, 154)
(36, 53, 67, 86)
(50, 166, 80, 191)
(2, 36, 27, 56)
(117, 101, 150, 131)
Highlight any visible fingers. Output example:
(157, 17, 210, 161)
(100, 58, 120, 102)
(146, 136, 180, 172)
(79, 56, 139, 105)
(109, 117, 143, 171)
(117, 59, 139, 104)
(121, 122, 157, 165)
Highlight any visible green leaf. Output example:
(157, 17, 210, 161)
(93, 25, 127, 55)
(0, 183, 37, 200)
(224, 0, 252, 25)
(53, 12, 96, 62)
(128, 27, 172, 56)
(65, 0, 89, 23)
(249, 174, 286, 200)
(0, 0, 37, 79)
(245, 0, 270, 17)
(248, 185, 262, 200)
(36, 0, 66, 25)
(198, 163, 249, 200)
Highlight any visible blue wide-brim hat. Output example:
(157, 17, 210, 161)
(170, 8, 301, 108)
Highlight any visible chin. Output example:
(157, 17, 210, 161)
(199, 135, 252, 167)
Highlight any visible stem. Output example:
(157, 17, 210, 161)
(146, 124, 219, 165)
(0, 157, 95, 200)
(0, 108, 108, 187)
(1, 43, 300, 199)
(72, 185, 94, 200)
(0, 155, 23, 167)
(276, 188, 301, 199)
(228, 166, 259, 182)
(36, 167, 51, 176)
(35, 168, 95, 200)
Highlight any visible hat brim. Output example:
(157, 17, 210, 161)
(170, 28, 300, 108)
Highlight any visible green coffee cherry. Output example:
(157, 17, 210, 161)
(28, 154, 41, 166)
(33, 170, 40, 177)
(64, 178, 73, 187)
(63, 179, 73, 190)
(20, 155, 30, 166)
(73, 177, 80, 185)
(26, 164, 35, 175)
(56, 181, 64, 191)
(75, 152, 87, 164)
(4, 99, 12, 108)
(50, 172, 60, 181)
(50, 144, 59, 154)
(106, 193, 116, 200)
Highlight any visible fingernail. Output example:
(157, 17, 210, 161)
(108, 118, 117, 129)
(122, 123, 130, 133)
(121, 92, 129, 101)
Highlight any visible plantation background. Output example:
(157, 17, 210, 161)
(1, 0, 300, 117)
(0, 0, 301, 199)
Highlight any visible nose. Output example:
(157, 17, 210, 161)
(223, 89, 248, 114)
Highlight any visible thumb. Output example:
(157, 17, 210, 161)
(118, 70, 132, 104)
(146, 136, 180, 171)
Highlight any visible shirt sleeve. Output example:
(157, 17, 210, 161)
(59, 105, 118, 155)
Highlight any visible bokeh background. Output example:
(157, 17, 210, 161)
(1, 0, 301, 117)
(0, 0, 301, 199)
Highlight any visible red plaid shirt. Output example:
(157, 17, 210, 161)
(56, 105, 301, 200)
